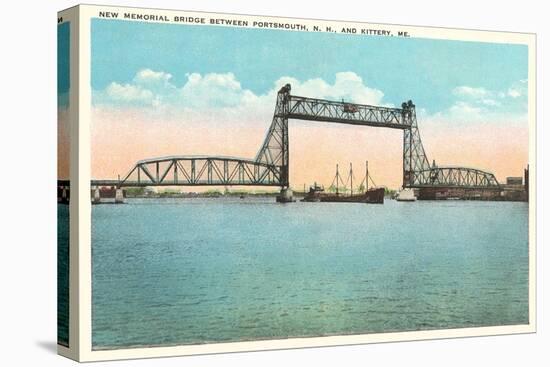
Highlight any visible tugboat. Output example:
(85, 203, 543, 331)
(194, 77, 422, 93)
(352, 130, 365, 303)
(301, 183, 324, 202)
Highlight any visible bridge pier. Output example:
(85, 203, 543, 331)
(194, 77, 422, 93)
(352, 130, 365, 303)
(92, 187, 101, 204)
(276, 188, 295, 203)
(115, 188, 124, 204)
(59, 186, 69, 204)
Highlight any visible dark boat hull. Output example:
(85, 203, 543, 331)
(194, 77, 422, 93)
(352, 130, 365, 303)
(303, 188, 384, 204)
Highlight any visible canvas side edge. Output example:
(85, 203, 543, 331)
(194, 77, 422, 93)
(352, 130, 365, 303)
(56, 4, 79, 363)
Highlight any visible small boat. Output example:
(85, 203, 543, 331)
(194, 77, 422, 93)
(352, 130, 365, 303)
(396, 188, 416, 202)
(301, 183, 324, 202)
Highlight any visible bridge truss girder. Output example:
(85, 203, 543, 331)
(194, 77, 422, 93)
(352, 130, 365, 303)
(118, 156, 281, 187)
(105, 83, 500, 192)
(286, 95, 411, 128)
(255, 85, 436, 189)
(413, 166, 500, 189)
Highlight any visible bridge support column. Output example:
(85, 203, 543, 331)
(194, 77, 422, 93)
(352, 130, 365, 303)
(60, 187, 69, 204)
(276, 188, 295, 203)
(115, 188, 124, 204)
(92, 187, 101, 204)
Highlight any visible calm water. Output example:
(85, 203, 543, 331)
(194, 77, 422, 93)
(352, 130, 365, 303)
(91, 198, 529, 349)
(57, 203, 70, 346)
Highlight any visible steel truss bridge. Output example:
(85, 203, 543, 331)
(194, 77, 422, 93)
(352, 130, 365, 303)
(93, 84, 500, 190)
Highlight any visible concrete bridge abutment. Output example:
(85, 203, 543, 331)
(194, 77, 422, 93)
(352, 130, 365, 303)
(276, 187, 295, 203)
(115, 188, 124, 204)
(92, 187, 101, 204)
(91, 186, 125, 204)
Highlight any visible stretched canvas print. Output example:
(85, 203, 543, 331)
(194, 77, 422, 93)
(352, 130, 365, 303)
(57, 4, 536, 362)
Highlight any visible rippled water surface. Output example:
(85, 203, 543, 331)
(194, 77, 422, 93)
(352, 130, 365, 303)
(91, 198, 528, 349)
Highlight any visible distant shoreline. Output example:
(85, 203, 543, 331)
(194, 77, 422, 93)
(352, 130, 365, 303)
(126, 192, 291, 199)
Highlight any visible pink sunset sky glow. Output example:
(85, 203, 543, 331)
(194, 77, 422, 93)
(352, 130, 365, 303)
(82, 71, 529, 190)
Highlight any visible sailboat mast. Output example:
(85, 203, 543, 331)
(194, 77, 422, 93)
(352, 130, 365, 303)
(350, 162, 353, 196)
(336, 164, 339, 195)
(366, 160, 369, 192)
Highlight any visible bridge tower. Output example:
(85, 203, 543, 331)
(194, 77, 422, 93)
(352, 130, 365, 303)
(106, 83, 500, 197)
(255, 86, 434, 191)
(401, 100, 431, 188)
(255, 84, 291, 188)
(255, 84, 292, 201)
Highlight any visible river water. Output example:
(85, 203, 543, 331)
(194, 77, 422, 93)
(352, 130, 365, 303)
(90, 198, 528, 349)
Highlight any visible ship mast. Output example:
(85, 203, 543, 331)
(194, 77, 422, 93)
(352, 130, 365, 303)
(336, 164, 339, 195)
(350, 163, 353, 196)
(366, 160, 369, 192)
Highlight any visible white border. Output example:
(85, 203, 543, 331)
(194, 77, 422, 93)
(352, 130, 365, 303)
(61, 4, 537, 362)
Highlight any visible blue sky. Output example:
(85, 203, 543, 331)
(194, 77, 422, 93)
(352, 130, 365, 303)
(89, 18, 529, 186)
(58, 22, 70, 107)
(91, 18, 527, 115)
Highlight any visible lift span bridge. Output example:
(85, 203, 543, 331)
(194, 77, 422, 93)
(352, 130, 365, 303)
(92, 84, 499, 192)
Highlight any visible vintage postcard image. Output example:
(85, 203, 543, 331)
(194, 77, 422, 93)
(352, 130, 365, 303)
(57, 5, 535, 360)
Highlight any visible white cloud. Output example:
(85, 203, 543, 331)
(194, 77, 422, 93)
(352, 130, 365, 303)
(134, 69, 172, 84)
(452, 82, 527, 107)
(507, 89, 521, 98)
(93, 69, 386, 111)
(179, 72, 255, 109)
(481, 99, 501, 107)
(417, 79, 528, 129)
(273, 72, 385, 106)
(449, 101, 482, 116)
(507, 80, 527, 99)
(420, 100, 526, 128)
(93, 69, 526, 129)
(453, 86, 490, 99)
(429, 81, 528, 125)
(104, 83, 155, 104)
